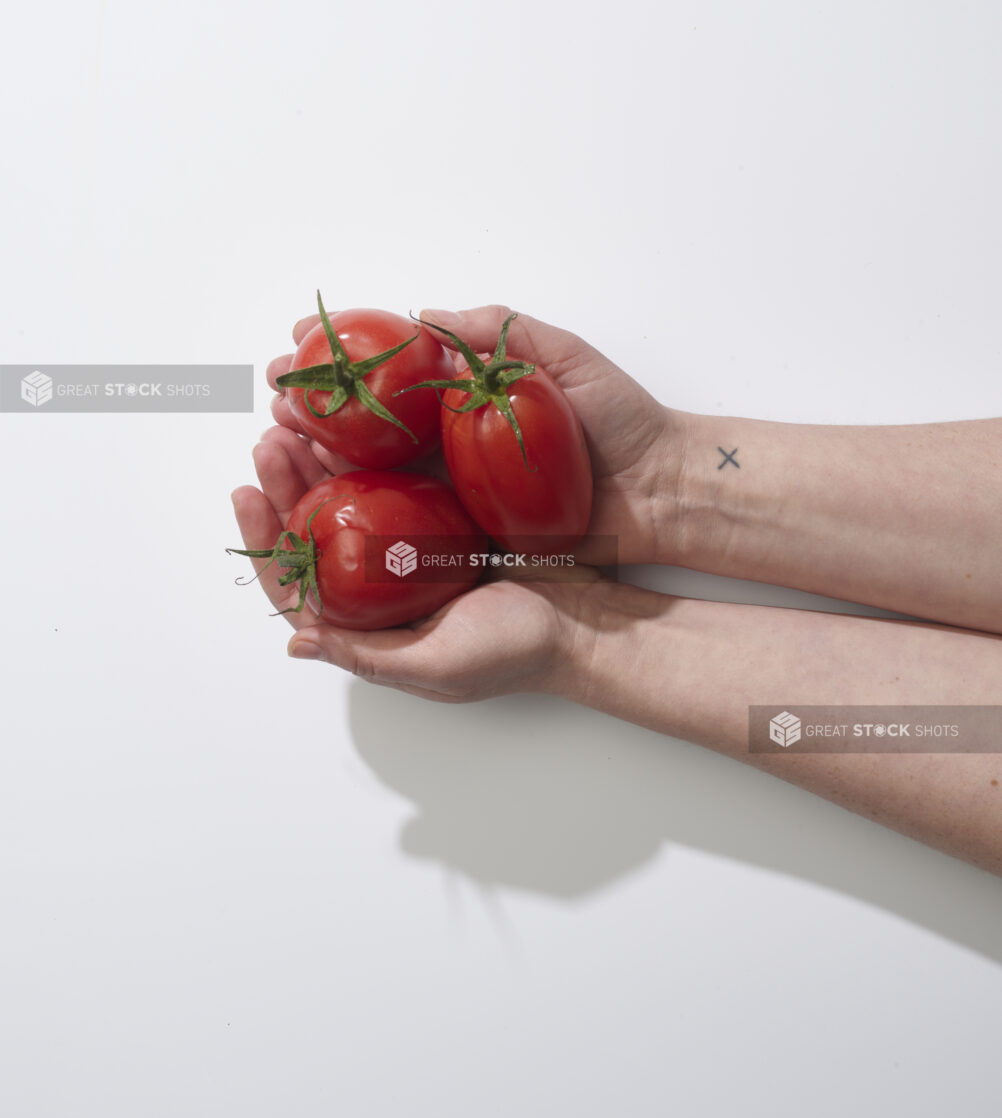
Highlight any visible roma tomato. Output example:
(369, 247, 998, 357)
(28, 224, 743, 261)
(229, 471, 486, 630)
(277, 294, 454, 469)
(404, 313, 593, 555)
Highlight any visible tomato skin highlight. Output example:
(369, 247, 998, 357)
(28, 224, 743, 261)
(285, 471, 486, 630)
(286, 309, 454, 469)
(441, 368, 593, 555)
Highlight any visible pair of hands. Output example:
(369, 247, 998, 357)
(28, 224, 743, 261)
(231, 306, 684, 701)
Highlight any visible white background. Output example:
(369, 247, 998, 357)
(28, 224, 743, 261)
(2, 1, 1001, 1115)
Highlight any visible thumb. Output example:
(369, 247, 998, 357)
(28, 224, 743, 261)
(418, 305, 592, 371)
(286, 624, 427, 686)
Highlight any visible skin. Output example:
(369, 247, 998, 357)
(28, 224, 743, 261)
(234, 305, 1002, 876)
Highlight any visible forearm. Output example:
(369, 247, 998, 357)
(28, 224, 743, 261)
(551, 581, 1002, 875)
(661, 412, 1002, 633)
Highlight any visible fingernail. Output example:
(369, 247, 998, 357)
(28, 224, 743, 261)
(422, 309, 460, 327)
(289, 640, 323, 661)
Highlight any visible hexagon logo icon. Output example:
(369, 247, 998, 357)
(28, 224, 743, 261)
(385, 540, 418, 577)
(769, 710, 801, 748)
(21, 370, 53, 407)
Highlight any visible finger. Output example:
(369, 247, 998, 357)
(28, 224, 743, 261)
(447, 347, 491, 374)
(293, 313, 321, 345)
(231, 484, 282, 550)
(269, 311, 326, 394)
(307, 439, 358, 476)
(268, 393, 359, 473)
(287, 622, 444, 692)
(266, 353, 294, 392)
(418, 305, 595, 376)
(270, 392, 307, 434)
(251, 439, 311, 525)
(259, 425, 330, 490)
(229, 486, 320, 627)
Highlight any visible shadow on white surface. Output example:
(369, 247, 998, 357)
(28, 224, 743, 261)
(348, 680, 1002, 964)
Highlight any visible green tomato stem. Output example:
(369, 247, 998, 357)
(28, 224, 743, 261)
(397, 312, 537, 469)
(227, 500, 337, 616)
(275, 291, 420, 441)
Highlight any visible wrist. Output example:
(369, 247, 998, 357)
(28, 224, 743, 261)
(540, 577, 655, 706)
(535, 577, 613, 702)
(649, 406, 712, 568)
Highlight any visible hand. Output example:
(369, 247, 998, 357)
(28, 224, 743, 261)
(231, 425, 605, 700)
(266, 304, 687, 564)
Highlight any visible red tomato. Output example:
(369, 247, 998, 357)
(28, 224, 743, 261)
(405, 313, 593, 555)
(231, 471, 486, 630)
(441, 369, 592, 554)
(278, 301, 454, 469)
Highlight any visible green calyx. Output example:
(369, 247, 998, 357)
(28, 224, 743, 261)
(226, 500, 334, 616)
(398, 311, 537, 468)
(275, 291, 420, 443)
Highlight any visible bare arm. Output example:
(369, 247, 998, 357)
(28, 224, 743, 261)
(268, 303, 1002, 634)
(245, 304, 1002, 875)
(661, 413, 1002, 634)
(553, 579, 1002, 875)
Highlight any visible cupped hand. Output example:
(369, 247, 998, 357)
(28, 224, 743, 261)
(266, 305, 687, 564)
(231, 425, 604, 701)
